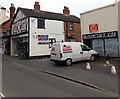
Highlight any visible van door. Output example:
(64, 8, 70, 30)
(51, 44, 61, 60)
(80, 45, 91, 60)
(72, 43, 82, 61)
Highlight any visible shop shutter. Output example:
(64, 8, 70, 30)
(92, 39, 105, 57)
(105, 38, 119, 57)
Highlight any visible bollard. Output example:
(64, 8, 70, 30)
(111, 66, 117, 75)
(86, 63, 91, 70)
(106, 61, 110, 65)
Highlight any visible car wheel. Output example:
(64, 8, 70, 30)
(90, 55, 96, 61)
(66, 59, 72, 66)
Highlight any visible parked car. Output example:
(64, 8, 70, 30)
(50, 42, 97, 65)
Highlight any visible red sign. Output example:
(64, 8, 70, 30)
(63, 45, 72, 53)
(89, 24, 98, 33)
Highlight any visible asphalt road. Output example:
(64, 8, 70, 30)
(2, 55, 118, 97)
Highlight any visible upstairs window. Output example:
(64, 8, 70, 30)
(69, 23, 74, 31)
(37, 19, 45, 29)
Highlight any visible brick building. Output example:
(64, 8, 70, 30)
(2, 4, 15, 54)
(63, 6, 81, 42)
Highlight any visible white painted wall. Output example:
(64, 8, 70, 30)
(29, 17, 64, 57)
(0, 8, 9, 25)
(81, 2, 120, 57)
(81, 3, 118, 35)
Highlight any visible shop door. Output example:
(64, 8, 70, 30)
(105, 38, 119, 57)
(18, 42, 28, 59)
(92, 39, 105, 57)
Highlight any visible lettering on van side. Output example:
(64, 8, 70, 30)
(63, 45, 73, 53)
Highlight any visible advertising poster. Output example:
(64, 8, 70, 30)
(89, 24, 98, 33)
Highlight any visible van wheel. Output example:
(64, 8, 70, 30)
(66, 59, 72, 66)
(90, 55, 96, 61)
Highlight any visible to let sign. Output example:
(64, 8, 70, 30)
(89, 24, 98, 33)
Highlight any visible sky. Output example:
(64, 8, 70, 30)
(0, 0, 115, 17)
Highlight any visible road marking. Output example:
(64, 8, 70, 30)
(0, 93, 5, 98)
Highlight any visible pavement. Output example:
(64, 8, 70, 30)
(2, 54, 120, 97)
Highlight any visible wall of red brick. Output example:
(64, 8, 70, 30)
(2, 20, 11, 32)
(64, 22, 81, 42)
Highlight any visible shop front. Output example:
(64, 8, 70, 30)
(11, 36, 28, 59)
(83, 31, 119, 57)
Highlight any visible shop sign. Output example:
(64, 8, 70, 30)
(83, 31, 118, 39)
(37, 35, 48, 41)
(37, 35, 49, 45)
(89, 24, 98, 33)
(12, 18, 28, 34)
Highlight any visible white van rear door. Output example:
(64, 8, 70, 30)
(51, 44, 61, 60)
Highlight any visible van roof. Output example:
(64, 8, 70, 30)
(55, 42, 84, 45)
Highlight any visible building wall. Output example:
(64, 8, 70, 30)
(81, 3, 118, 35)
(64, 22, 81, 42)
(81, 3, 120, 57)
(0, 8, 9, 25)
(29, 17, 64, 57)
(2, 20, 11, 33)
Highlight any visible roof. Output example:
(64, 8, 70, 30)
(80, 3, 115, 15)
(2, 19, 11, 32)
(2, 19, 11, 25)
(18, 7, 80, 23)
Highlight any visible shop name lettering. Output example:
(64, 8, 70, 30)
(83, 32, 117, 39)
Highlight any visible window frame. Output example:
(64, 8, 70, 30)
(37, 18, 45, 29)
(69, 22, 74, 31)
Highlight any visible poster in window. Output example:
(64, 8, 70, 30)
(89, 24, 98, 33)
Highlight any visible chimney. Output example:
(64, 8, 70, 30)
(9, 3, 15, 19)
(34, 2, 40, 11)
(63, 6, 70, 15)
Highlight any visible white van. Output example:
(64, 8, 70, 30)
(50, 42, 97, 65)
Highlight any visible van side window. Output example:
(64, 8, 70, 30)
(81, 45, 90, 51)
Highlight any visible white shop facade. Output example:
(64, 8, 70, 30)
(10, 7, 80, 59)
(81, 2, 120, 58)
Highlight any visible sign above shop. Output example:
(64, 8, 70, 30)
(89, 24, 98, 33)
(82, 31, 118, 39)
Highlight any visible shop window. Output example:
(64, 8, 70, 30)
(37, 19, 45, 29)
(14, 40, 19, 54)
(69, 23, 74, 31)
